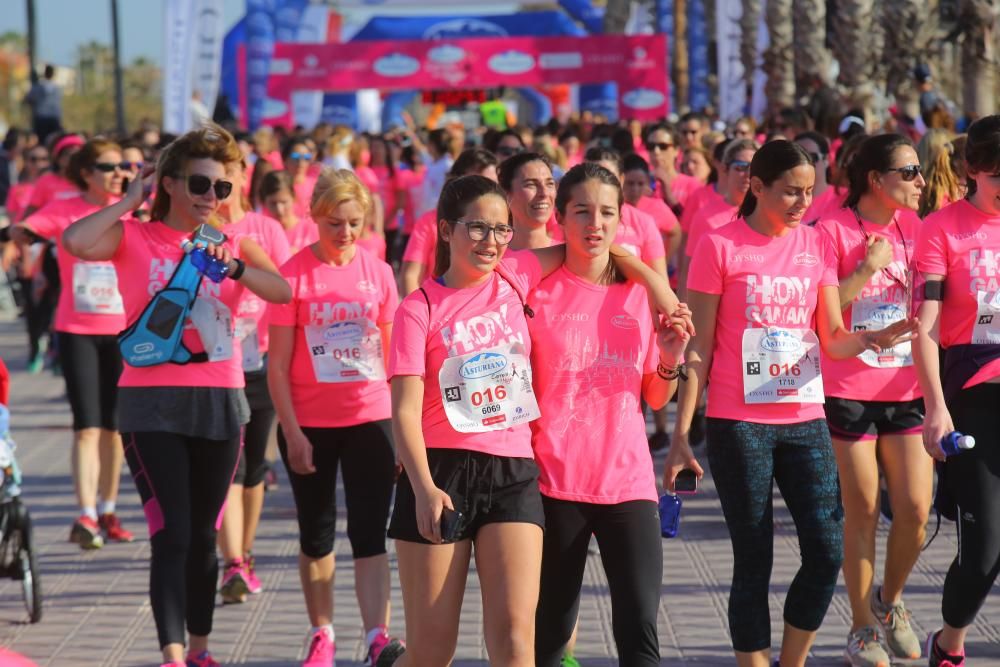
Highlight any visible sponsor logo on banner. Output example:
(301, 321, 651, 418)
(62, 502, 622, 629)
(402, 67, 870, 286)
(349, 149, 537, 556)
(622, 88, 666, 110)
(428, 45, 465, 64)
(627, 46, 655, 70)
(374, 53, 421, 77)
(423, 19, 508, 39)
(793, 252, 819, 267)
(539, 52, 583, 69)
(760, 330, 801, 353)
(460, 352, 508, 379)
(488, 50, 535, 75)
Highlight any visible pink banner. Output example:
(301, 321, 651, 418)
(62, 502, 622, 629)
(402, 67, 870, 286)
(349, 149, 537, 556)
(266, 34, 669, 121)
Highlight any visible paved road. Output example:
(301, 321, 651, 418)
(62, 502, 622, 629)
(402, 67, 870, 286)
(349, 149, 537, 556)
(0, 318, 997, 666)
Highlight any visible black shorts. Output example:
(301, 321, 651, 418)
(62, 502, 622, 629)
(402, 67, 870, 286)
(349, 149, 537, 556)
(59, 331, 122, 431)
(824, 396, 924, 443)
(389, 448, 544, 544)
(233, 369, 274, 487)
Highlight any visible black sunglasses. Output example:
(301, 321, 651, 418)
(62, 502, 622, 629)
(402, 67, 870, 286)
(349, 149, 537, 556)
(646, 142, 674, 152)
(885, 164, 922, 181)
(187, 174, 234, 199)
(93, 161, 132, 173)
(728, 160, 752, 173)
(496, 145, 523, 157)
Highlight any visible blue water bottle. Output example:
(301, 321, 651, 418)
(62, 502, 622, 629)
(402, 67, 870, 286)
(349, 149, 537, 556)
(940, 431, 976, 457)
(658, 493, 682, 538)
(181, 241, 230, 283)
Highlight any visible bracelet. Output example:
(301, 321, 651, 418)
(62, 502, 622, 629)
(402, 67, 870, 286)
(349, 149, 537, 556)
(657, 362, 687, 381)
(228, 258, 246, 281)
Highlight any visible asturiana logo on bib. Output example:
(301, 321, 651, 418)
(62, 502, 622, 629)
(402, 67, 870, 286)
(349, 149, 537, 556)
(460, 352, 508, 379)
(760, 329, 801, 353)
(871, 303, 905, 323)
(793, 252, 819, 267)
(324, 321, 363, 342)
(611, 314, 640, 330)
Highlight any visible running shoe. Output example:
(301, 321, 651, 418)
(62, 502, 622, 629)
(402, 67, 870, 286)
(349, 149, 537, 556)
(186, 650, 220, 667)
(926, 630, 965, 667)
(26, 354, 43, 375)
(648, 430, 670, 452)
(219, 560, 249, 604)
(367, 630, 404, 667)
(303, 627, 335, 667)
(69, 516, 104, 549)
(98, 513, 134, 543)
(843, 626, 890, 667)
(244, 552, 262, 594)
(160, 662, 185, 667)
(871, 587, 921, 659)
(561, 655, 582, 667)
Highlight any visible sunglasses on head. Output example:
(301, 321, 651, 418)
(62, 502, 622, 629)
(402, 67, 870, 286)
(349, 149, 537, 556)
(728, 160, 751, 173)
(646, 142, 674, 152)
(885, 164, 922, 181)
(187, 174, 234, 199)
(289, 152, 313, 161)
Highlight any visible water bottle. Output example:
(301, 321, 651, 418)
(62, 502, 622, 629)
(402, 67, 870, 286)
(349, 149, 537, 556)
(940, 431, 976, 457)
(658, 493, 682, 538)
(181, 241, 229, 283)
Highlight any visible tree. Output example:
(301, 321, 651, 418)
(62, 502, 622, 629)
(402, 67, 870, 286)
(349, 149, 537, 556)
(763, 0, 794, 112)
(881, 0, 940, 120)
(958, 0, 999, 119)
(830, 0, 878, 114)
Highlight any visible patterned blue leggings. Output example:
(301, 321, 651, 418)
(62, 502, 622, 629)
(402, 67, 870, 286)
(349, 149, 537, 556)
(706, 418, 844, 652)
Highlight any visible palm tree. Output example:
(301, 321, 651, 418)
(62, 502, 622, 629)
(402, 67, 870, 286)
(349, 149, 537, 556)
(958, 0, 998, 119)
(830, 0, 877, 114)
(740, 0, 762, 113)
(763, 0, 794, 112)
(881, 0, 939, 121)
(792, 0, 829, 101)
(603, 0, 632, 34)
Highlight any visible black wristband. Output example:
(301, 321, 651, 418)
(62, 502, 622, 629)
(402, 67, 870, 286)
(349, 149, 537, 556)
(229, 258, 246, 281)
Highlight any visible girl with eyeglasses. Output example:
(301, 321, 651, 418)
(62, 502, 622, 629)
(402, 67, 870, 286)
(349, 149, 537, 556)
(268, 169, 404, 667)
(62, 124, 292, 667)
(664, 141, 917, 667)
(912, 114, 1000, 667)
(14, 138, 134, 550)
(814, 134, 929, 667)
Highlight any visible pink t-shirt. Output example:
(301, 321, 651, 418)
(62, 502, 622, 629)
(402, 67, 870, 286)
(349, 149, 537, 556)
(680, 183, 722, 233)
(26, 196, 127, 335)
(396, 167, 425, 235)
(6, 182, 34, 222)
(636, 195, 679, 235)
(688, 220, 839, 424)
(685, 195, 739, 258)
(387, 251, 543, 458)
(278, 217, 320, 257)
(668, 173, 703, 209)
(269, 246, 398, 428)
(111, 220, 247, 389)
(27, 172, 79, 211)
(529, 268, 659, 503)
(293, 174, 318, 219)
(356, 233, 387, 261)
(223, 211, 291, 357)
(402, 210, 437, 269)
(804, 186, 845, 225)
(815, 208, 920, 401)
(617, 203, 666, 264)
(916, 200, 1000, 388)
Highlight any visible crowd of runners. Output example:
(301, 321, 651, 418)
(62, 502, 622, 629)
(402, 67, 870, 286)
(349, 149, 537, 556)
(0, 103, 997, 667)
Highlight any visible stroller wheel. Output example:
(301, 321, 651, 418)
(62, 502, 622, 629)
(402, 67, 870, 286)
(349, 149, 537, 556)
(15, 513, 41, 624)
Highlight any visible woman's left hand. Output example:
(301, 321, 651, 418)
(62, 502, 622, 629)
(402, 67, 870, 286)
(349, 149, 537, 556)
(656, 304, 693, 366)
(861, 317, 919, 353)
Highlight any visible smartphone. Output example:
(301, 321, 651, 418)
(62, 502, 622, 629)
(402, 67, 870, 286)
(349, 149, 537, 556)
(675, 468, 698, 494)
(439, 507, 464, 543)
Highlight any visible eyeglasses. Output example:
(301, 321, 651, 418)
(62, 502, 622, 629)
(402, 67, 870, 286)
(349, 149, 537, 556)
(94, 160, 144, 173)
(187, 174, 234, 199)
(681, 127, 700, 135)
(885, 164, 922, 181)
(645, 142, 674, 152)
(122, 161, 143, 171)
(28, 155, 49, 163)
(496, 145, 523, 157)
(289, 152, 313, 161)
(728, 160, 751, 173)
(453, 219, 514, 245)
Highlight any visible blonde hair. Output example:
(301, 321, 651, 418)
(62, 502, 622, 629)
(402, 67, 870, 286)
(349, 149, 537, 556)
(310, 168, 372, 220)
(150, 123, 243, 222)
(917, 129, 962, 218)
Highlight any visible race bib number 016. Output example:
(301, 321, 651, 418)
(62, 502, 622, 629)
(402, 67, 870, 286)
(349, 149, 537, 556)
(742, 327, 824, 404)
(304, 318, 385, 383)
(439, 342, 540, 433)
(73, 263, 124, 315)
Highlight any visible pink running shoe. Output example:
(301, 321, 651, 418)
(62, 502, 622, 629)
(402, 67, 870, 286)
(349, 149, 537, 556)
(186, 650, 220, 667)
(219, 560, 248, 604)
(302, 627, 335, 667)
(244, 553, 262, 595)
(367, 630, 405, 667)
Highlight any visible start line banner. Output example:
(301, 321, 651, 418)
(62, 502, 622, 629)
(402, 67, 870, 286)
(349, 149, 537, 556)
(266, 34, 669, 121)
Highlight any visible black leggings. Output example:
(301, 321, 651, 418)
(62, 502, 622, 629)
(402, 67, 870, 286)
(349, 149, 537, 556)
(706, 418, 843, 653)
(233, 370, 274, 487)
(942, 382, 1000, 628)
(123, 431, 240, 648)
(535, 497, 662, 667)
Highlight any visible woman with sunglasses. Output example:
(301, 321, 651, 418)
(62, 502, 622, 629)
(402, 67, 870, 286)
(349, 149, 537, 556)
(14, 138, 134, 550)
(216, 159, 291, 605)
(814, 134, 929, 667)
(486, 129, 526, 162)
(268, 169, 403, 667)
(401, 148, 498, 295)
(645, 124, 701, 214)
(664, 140, 918, 667)
(6, 144, 49, 222)
(284, 136, 318, 219)
(498, 151, 558, 251)
(913, 114, 1000, 667)
(63, 124, 291, 667)
(20, 133, 84, 221)
(260, 170, 319, 256)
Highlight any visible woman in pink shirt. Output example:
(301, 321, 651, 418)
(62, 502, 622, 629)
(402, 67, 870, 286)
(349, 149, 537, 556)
(530, 162, 690, 666)
(15, 139, 133, 550)
(665, 141, 917, 667)
(260, 170, 319, 256)
(216, 160, 291, 605)
(21, 133, 83, 221)
(644, 124, 701, 213)
(62, 125, 291, 667)
(284, 137, 318, 220)
(912, 115, 1000, 667)
(815, 134, 930, 666)
(498, 151, 558, 250)
(268, 169, 403, 666)
(5, 144, 49, 222)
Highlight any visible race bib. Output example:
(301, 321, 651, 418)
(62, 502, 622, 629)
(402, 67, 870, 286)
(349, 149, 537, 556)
(189, 297, 233, 362)
(438, 342, 540, 433)
(742, 327, 824, 404)
(972, 290, 1000, 345)
(235, 317, 263, 372)
(304, 318, 385, 383)
(72, 263, 124, 315)
(850, 298, 912, 368)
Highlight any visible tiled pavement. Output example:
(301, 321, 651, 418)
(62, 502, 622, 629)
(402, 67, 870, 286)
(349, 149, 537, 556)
(0, 317, 997, 666)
